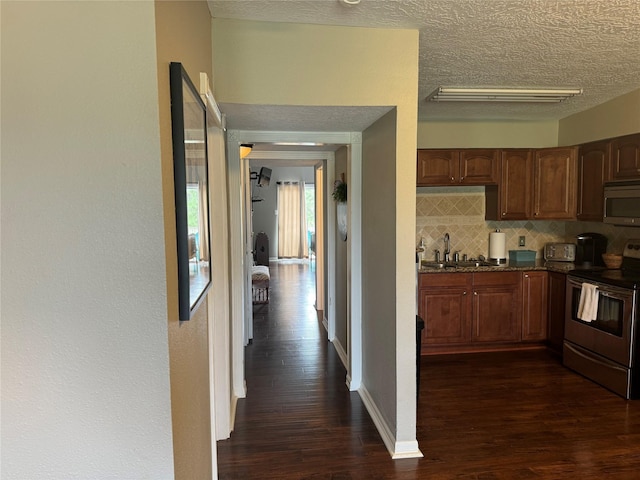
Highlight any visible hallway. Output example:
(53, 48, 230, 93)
(216, 260, 400, 479)
(217, 261, 640, 479)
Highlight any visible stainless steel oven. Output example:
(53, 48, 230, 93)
(563, 239, 640, 399)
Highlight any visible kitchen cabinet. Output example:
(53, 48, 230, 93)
(577, 140, 610, 221)
(417, 149, 498, 186)
(472, 272, 521, 343)
(546, 271, 567, 355)
(418, 271, 522, 352)
(419, 273, 472, 346)
(486, 147, 577, 221)
(521, 271, 548, 341)
(532, 147, 578, 219)
(485, 149, 532, 220)
(610, 133, 640, 180)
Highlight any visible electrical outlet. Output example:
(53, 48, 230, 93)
(519, 236, 526, 247)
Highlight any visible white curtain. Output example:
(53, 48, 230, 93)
(277, 182, 309, 258)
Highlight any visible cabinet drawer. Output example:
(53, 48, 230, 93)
(419, 272, 470, 289)
(472, 271, 520, 286)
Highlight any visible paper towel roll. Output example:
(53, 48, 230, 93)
(489, 231, 506, 259)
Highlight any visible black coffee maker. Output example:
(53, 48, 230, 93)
(575, 232, 608, 267)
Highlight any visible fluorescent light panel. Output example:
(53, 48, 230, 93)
(427, 87, 583, 103)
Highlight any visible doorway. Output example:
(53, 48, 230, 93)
(219, 131, 363, 442)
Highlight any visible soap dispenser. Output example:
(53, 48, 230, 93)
(417, 237, 426, 264)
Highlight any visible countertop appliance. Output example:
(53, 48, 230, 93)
(544, 242, 576, 262)
(604, 180, 640, 226)
(563, 239, 640, 399)
(575, 232, 607, 267)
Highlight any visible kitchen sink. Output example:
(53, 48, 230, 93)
(421, 260, 495, 269)
(421, 262, 449, 269)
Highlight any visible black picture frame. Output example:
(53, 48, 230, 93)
(169, 62, 212, 321)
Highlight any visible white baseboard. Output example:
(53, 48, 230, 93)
(229, 394, 238, 433)
(331, 337, 348, 370)
(358, 385, 423, 459)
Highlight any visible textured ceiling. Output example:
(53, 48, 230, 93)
(209, 0, 640, 132)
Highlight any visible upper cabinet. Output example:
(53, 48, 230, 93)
(485, 147, 577, 221)
(610, 133, 640, 181)
(487, 149, 532, 220)
(577, 140, 610, 221)
(417, 149, 498, 186)
(532, 147, 578, 219)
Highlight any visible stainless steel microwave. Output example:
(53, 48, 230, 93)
(604, 180, 640, 226)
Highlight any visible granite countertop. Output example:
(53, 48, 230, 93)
(418, 259, 576, 274)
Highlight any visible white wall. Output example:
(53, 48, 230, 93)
(559, 88, 640, 145)
(1, 2, 174, 478)
(418, 120, 559, 148)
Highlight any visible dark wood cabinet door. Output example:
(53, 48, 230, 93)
(547, 271, 567, 355)
(420, 287, 471, 346)
(417, 149, 459, 186)
(610, 133, 640, 180)
(577, 140, 610, 221)
(419, 273, 472, 348)
(532, 147, 577, 219)
(521, 271, 548, 341)
(498, 149, 532, 220)
(459, 149, 499, 185)
(472, 272, 520, 343)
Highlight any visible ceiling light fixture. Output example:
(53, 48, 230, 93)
(240, 144, 253, 159)
(426, 87, 583, 103)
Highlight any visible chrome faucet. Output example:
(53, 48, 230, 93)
(444, 233, 451, 262)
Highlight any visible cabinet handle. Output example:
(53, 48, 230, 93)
(460, 177, 464, 182)
(474, 291, 478, 296)
(534, 212, 539, 216)
(524, 274, 529, 278)
(502, 212, 506, 216)
(463, 291, 467, 295)
(451, 176, 455, 182)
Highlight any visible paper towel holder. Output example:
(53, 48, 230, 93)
(488, 228, 507, 265)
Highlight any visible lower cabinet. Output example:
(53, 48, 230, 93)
(546, 271, 567, 354)
(419, 273, 472, 346)
(521, 271, 549, 341)
(472, 272, 521, 343)
(419, 271, 525, 352)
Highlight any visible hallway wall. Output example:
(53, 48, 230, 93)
(211, 18, 420, 457)
(155, 1, 215, 478)
(1, 2, 174, 477)
(334, 148, 349, 357)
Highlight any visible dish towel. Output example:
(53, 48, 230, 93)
(578, 283, 599, 322)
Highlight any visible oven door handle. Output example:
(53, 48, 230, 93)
(599, 291, 628, 301)
(568, 278, 632, 298)
(565, 343, 629, 374)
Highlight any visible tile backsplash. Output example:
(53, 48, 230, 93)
(416, 186, 640, 261)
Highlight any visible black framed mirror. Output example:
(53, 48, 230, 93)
(169, 62, 212, 320)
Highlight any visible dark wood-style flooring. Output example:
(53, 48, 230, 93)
(217, 261, 640, 479)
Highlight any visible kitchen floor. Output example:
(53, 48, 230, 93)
(217, 262, 640, 479)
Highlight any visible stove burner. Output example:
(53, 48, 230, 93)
(569, 239, 640, 290)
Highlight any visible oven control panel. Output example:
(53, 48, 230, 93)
(623, 239, 640, 259)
